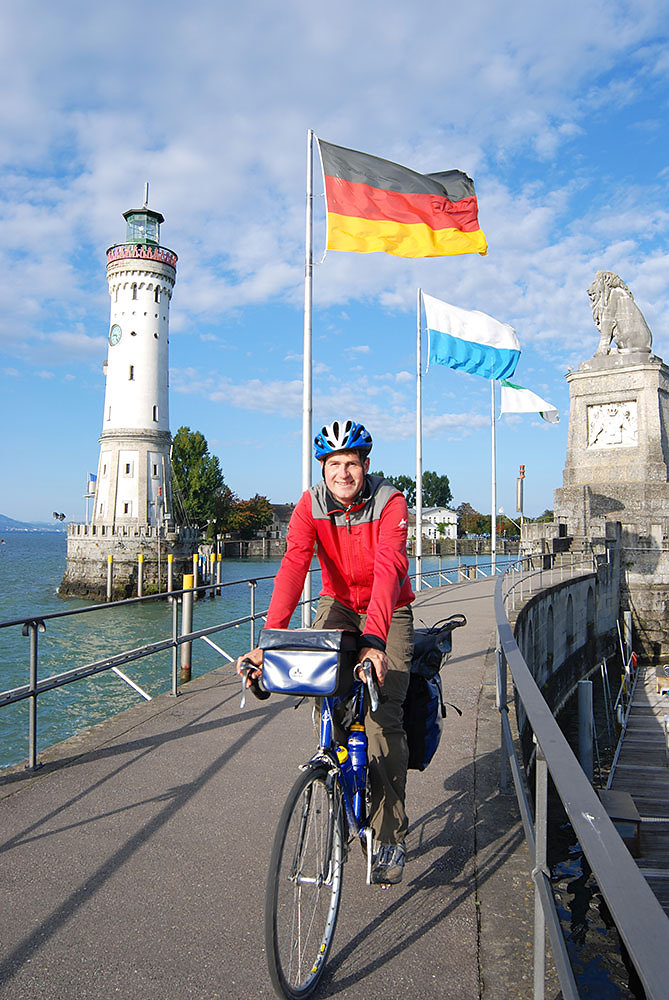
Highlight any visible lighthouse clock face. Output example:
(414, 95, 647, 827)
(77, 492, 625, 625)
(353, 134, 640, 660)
(109, 324, 122, 346)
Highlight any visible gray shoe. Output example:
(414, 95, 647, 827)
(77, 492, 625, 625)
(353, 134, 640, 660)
(371, 842, 406, 885)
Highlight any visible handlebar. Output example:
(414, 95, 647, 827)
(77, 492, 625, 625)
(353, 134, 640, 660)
(357, 658, 379, 713)
(239, 659, 270, 709)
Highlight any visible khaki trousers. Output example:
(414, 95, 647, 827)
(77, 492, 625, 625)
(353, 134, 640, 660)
(311, 596, 414, 844)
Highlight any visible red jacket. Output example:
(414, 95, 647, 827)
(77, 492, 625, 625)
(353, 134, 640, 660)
(265, 475, 414, 648)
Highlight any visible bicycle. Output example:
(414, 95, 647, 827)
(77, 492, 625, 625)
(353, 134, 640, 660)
(240, 639, 380, 1000)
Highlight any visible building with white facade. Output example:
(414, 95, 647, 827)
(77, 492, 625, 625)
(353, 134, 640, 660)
(408, 506, 458, 541)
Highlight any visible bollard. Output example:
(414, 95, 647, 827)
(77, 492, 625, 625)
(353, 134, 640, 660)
(137, 553, 144, 597)
(180, 573, 194, 683)
(106, 553, 113, 602)
(167, 553, 174, 593)
(209, 552, 216, 598)
(578, 680, 594, 783)
(192, 553, 199, 600)
(216, 552, 222, 595)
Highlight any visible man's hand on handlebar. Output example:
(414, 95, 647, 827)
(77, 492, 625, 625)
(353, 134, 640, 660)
(236, 648, 264, 687)
(357, 646, 387, 687)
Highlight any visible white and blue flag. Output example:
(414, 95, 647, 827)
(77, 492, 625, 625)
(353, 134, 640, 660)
(423, 292, 520, 380)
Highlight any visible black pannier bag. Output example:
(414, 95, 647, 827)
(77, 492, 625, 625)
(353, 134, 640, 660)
(258, 628, 359, 698)
(403, 613, 466, 771)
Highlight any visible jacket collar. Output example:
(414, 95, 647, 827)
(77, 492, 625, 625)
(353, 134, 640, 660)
(325, 475, 372, 516)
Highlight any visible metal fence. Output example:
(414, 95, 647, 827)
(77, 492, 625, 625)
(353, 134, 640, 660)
(1, 558, 515, 772)
(495, 566, 669, 1000)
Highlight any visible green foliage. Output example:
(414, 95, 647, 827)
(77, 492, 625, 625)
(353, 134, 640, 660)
(422, 470, 453, 507)
(370, 470, 452, 508)
(171, 426, 235, 533)
(534, 509, 554, 523)
(226, 494, 274, 539)
(456, 502, 488, 537)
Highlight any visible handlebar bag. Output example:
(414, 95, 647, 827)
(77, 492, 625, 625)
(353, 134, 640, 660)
(259, 628, 358, 697)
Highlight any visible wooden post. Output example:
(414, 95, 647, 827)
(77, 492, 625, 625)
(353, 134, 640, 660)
(167, 552, 174, 593)
(137, 553, 144, 597)
(106, 553, 113, 602)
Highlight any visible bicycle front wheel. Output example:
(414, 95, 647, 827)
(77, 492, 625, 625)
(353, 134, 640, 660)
(265, 764, 345, 999)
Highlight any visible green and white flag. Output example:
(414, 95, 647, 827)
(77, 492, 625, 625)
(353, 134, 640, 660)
(500, 380, 559, 423)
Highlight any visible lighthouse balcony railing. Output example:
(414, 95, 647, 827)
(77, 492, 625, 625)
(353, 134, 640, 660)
(106, 243, 178, 268)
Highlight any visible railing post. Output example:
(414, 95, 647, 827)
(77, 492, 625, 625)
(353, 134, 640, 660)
(22, 619, 45, 771)
(534, 742, 548, 1000)
(106, 553, 113, 601)
(216, 552, 222, 595)
(180, 574, 194, 683)
(137, 553, 144, 598)
(167, 553, 174, 594)
(497, 645, 510, 794)
(171, 594, 180, 696)
(249, 580, 257, 649)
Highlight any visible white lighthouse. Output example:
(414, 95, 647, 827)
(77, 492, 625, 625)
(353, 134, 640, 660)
(92, 199, 177, 529)
(62, 197, 197, 600)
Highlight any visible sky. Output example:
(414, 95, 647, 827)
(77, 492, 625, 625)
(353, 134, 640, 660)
(1, 0, 669, 523)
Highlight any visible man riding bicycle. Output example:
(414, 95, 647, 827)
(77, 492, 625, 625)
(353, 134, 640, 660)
(237, 418, 414, 885)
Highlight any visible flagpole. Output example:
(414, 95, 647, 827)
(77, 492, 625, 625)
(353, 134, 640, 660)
(491, 376, 497, 575)
(301, 128, 314, 626)
(416, 288, 423, 592)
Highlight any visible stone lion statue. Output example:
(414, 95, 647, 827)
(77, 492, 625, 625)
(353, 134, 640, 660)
(588, 271, 652, 355)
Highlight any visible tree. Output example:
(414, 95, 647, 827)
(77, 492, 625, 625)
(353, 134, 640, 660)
(456, 502, 488, 536)
(422, 471, 452, 507)
(370, 470, 452, 508)
(227, 494, 274, 539)
(534, 509, 554, 523)
(171, 426, 235, 534)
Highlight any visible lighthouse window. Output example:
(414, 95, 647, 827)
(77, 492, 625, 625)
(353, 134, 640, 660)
(152, 464, 158, 477)
(154, 332, 159, 339)
(129, 365, 134, 380)
(152, 405, 159, 422)
(132, 285, 138, 300)
(154, 288, 160, 303)
(123, 503, 131, 515)
(124, 462, 134, 477)
(130, 330, 137, 337)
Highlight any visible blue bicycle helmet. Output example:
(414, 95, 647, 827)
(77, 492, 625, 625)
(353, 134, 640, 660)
(313, 419, 373, 460)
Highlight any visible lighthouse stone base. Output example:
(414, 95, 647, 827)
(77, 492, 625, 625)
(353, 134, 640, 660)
(60, 524, 201, 601)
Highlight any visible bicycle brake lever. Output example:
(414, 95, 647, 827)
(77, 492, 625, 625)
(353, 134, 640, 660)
(240, 661, 251, 709)
(359, 659, 379, 713)
(240, 660, 270, 709)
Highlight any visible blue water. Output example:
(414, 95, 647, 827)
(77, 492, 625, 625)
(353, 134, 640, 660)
(0, 533, 506, 770)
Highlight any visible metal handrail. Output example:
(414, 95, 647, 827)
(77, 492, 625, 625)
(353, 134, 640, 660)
(0, 560, 473, 771)
(495, 572, 669, 1000)
(0, 554, 546, 772)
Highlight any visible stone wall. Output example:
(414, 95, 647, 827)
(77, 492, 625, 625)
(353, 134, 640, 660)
(61, 524, 200, 600)
(512, 543, 621, 754)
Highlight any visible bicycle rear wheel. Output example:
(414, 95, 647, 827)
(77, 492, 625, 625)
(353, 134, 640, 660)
(265, 764, 345, 999)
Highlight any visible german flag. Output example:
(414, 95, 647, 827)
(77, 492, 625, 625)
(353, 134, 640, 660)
(317, 139, 487, 259)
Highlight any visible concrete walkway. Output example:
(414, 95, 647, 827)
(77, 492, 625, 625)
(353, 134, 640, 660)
(0, 579, 551, 1000)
